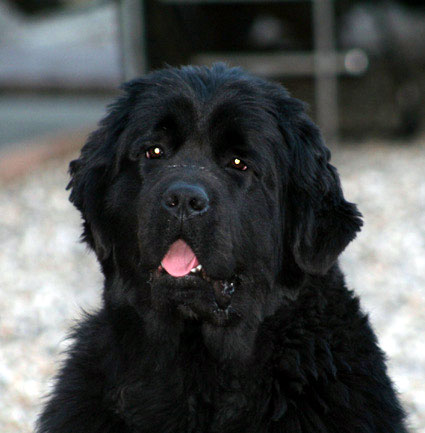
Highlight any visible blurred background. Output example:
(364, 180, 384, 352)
(0, 0, 424, 432)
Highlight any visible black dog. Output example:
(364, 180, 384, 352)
(37, 64, 407, 432)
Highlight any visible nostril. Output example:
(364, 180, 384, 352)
(165, 194, 179, 208)
(189, 197, 207, 212)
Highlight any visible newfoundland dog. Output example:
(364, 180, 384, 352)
(37, 64, 407, 432)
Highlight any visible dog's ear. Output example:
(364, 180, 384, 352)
(68, 131, 112, 261)
(67, 84, 138, 261)
(278, 99, 362, 275)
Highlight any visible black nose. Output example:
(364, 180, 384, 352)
(162, 182, 210, 219)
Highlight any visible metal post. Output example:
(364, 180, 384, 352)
(312, 0, 338, 144)
(118, 0, 148, 80)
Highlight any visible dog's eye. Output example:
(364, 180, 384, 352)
(229, 157, 248, 171)
(145, 146, 164, 159)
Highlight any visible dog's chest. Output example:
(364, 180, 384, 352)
(114, 361, 272, 433)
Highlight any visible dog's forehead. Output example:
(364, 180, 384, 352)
(130, 80, 278, 152)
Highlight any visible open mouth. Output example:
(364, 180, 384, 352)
(160, 239, 204, 278)
(157, 263, 208, 280)
(153, 239, 237, 311)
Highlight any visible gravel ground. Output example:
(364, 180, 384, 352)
(1, 138, 424, 432)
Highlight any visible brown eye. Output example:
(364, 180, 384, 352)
(145, 146, 164, 159)
(229, 157, 248, 171)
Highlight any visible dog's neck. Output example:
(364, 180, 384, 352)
(103, 271, 305, 366)
(138, 307, 259, 366)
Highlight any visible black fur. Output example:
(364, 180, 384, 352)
(37, 64, 407, 433)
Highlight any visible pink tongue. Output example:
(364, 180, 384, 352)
(161, 239, 200, 277)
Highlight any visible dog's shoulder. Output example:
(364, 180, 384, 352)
(36, 308, 132, 433)
(256, 267, 407, 431)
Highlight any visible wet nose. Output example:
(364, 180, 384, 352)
(161, 182, 210, 219)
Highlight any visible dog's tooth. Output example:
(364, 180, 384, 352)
(190, 267, 198, 273)
(196, 265, 202, 271)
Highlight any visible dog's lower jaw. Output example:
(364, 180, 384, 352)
(107, 270, 288, 364)
(138, 287, 288, 365)
(176, 302, 239, 326)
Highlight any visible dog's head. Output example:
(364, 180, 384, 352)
(68, 64, 362, 327)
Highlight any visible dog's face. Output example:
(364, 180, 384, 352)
(68, 65, 362, 330)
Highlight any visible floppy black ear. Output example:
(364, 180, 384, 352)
(67, 86, 137, 261)
(68, 131, 112, 261)
(280, 104, 362, 275)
